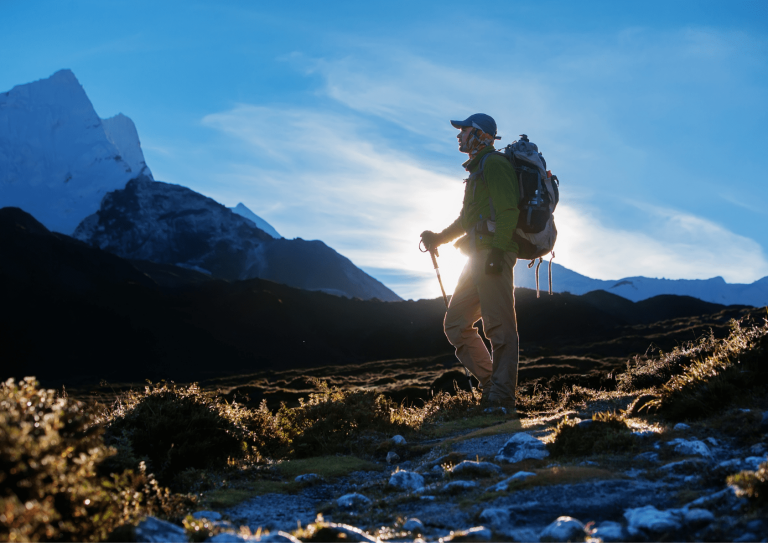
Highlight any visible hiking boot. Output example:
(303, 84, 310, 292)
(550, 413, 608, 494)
(485, 398, 518, 418)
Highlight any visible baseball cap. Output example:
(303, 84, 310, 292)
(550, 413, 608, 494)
(450, 113, 501, 139)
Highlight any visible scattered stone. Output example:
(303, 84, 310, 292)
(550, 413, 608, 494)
(310, 523, 377, 542)
(294, 473, 320, 483)
(487, 471, 536, 492)
(495, 432, 549, 464)
(578, 460, 598, 466)
(432, 464, 444, 473)
(135, 516, 187, 542)
(443, 480, 478, 493)
(705, 437, 718, 446)
(683, 508, 714, 526)
(734, 533, 758, 542)
(209, 533, 299, 543)
(591, 521, 625, 542)
(749, 443, 767, 455)
(440, 526, 492, 541)
(192, 510, 223, 521)
(668, 438, 713, 458)
(673, 423, 690, 431)
(479, 507, 509, 527)
(451, 460, 502, 478)
(392, 435, 407, 445)
(684, 488, 733, 508)
(420, 495, 436, 501)
(388, 470, 425, 492)
(336, 493, 372, 509)
(624, 505, 681, 536)
(403, 518, 424, 532)
(659, 458, 708, 473)
(539, 516, 586, 542)
(625, 469, 644, 478)
(256, 533, 303, 542)
(744, 456, 767, 470)
(632, 430, 656, 438)
(576, 419, 593, 428)
(635, 451, 659, 463)
(208, 534, 247, 542)
(386, 451, 400, 464)
(718, 459, 742, 470)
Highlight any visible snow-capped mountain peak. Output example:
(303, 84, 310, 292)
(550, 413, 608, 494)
(0, 69, 151, 235)
(229, 203, 281, 238)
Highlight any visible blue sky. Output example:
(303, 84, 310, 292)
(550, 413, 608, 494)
(2, 0, 767, 300)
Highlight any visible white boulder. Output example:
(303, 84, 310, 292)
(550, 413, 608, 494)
(539, 516, 586, 542)
(495, 432, 549, 464)
(388, 470, 424, 492)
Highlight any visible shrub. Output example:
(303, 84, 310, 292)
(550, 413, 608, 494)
(649, 320, 768, 420)
(278, 378, 410, 457)
(0, 377, 191, 542)
(547, 411, 636, 458)
(728, 460, 768, 506)
(102, 382, 287, 485)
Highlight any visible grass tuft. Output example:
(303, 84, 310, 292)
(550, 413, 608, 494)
(547, 411, 636, 458)
(728, 460, 768, 506)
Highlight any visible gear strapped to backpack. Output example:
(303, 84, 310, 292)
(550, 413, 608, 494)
(470, 134, 560, 296)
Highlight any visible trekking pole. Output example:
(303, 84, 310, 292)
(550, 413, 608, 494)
(419, 240, 476, 395)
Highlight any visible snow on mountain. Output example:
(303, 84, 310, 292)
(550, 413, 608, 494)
(515, 259, 768, 307)
(73, 176, 402, 301)
(229, 203, 281, 238)
(0, 69, 151, 235)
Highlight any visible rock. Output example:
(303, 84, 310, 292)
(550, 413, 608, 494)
(402, 518, 424, 532)
(591, 521, 625, 542)
(576, 419, 593, 428)
(668, 438, 713, 458)
(624, 505, 681, 536)
(440, 526, 492, 541)
(386, 451, 400, 464)
(744, 456, 767, 470)
(749, 443, 767, 455)
(717, 459, 742, 470)
(479, 507, 509, 527)
(487, 471, 536, 492)
(388, 470, 424, 492)
(420, 495, 436, 501)
(539, 516, 586, 542)
(673, 423, 690, 431)
(705, 437, 718, 446)
(256, 533, 303, 543)
(336, 493, 372, 509)
(432, 464, 444, 473)
(192, 510, 223, 521)
(135, 516, 187, 542)
(392, 435, 407, 445)
(632, 430, 656, 438)
(634, 451, 659, 463)
(734, 533, 758, 542)
(443, 480, 478, 493)
(659, 458, 708, 473)
(684, 508, 714, 526)
(295, 473, 320, 483)
(495, 432, 549, 464)
(451, 460, 502, 478)
(313, 523, 377, 542)
(208, 534, 248, 542)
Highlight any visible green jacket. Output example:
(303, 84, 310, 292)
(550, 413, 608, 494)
(442, 146, 520, 254)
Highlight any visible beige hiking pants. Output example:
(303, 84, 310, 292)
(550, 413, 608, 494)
(443, 248, 519, 403)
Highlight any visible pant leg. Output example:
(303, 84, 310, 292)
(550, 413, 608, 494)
(443, 256, 493, 388)
(477, 250, 519, 403)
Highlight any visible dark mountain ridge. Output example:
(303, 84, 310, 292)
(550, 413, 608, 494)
(1, 207, 751, 390)
(72, 175, 401, 301)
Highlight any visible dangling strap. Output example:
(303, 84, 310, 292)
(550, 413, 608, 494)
(548, 251, 555, 295)
(535, 257, 543, 298)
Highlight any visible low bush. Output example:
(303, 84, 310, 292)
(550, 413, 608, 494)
(649, 320, 768, 420)
(0, 377, 191, 542)
(547, 411, 636, 458)
(102, 382, 288, 485)
(728, 460, 768, 506)
(278, 378, 410, 457)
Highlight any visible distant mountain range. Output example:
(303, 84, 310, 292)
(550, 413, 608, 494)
(515, 259, 768, 307)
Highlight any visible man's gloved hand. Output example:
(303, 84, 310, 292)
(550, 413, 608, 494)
(420, 230, 444, 251)
(485, 247, 504, 275)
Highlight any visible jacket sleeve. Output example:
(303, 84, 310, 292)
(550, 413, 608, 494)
(440, 214, 464, 242)
(484, 156, 520, 250)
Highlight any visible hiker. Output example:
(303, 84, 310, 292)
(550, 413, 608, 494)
(420, 113, 520, 412)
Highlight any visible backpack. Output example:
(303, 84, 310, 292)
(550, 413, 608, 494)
(475, 135, 560, 295)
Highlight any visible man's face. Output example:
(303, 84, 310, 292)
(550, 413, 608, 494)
(457, 126, 473, 153)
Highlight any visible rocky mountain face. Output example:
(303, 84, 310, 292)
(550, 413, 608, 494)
(0, 69, 151, 235)
(229, 202, 281, 238)
(515, 258, 768, 307)
(72, 177, 401, 301)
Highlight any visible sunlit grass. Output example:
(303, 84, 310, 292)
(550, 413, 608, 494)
(275, 455, 378, 479)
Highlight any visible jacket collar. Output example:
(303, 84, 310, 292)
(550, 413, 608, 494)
(462, 145, 496, 172)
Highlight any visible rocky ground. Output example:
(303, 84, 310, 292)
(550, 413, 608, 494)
(134, 394, 768, 542)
